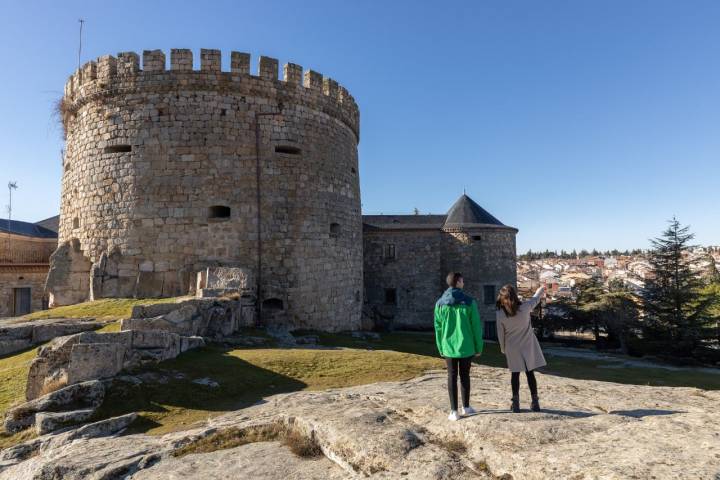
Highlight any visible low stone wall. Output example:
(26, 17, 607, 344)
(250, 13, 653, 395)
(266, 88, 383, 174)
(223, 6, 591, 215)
(0, 318, 102, 356)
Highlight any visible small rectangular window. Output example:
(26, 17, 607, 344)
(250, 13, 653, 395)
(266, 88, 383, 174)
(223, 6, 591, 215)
(483, 285, 496, 305)
(384, 288, 397, 305)
(384, 244, 396, 260)
(275, 145, 301, 155)
(104, 145, 132, 153)
(208, 205, 231, 219)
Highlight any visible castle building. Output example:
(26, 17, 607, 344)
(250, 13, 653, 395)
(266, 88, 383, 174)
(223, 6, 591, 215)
(362, 195, 518, 337)
(49, 48, 361, 331)
(0, 217, 58, 317)
(47, 48, 517, 332)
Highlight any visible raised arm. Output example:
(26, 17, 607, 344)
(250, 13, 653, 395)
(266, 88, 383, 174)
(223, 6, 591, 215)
(526, 286, 545, 310)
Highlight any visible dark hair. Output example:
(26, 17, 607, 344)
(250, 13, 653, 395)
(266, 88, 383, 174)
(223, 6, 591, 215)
(446, 272, 463, 288)
(496, 284, 522, 317)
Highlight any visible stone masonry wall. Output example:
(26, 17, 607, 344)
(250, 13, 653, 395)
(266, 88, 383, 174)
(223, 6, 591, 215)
(363, 230, 442, 329)
(441, 228, 518, 331)
(52, 49, 362, 331)
(363, 227, 517, 333)
(0, 268, 48, 317)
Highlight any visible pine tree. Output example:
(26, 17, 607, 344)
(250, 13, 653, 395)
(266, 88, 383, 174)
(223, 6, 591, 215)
(641, 218, 711, 357)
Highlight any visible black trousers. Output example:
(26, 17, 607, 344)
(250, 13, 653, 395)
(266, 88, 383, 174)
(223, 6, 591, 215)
(511, 370, 538, 397)
(445, 356, 472, 411)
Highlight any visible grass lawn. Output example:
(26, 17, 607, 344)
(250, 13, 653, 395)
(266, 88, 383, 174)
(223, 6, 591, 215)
(21, 297, 185, 322)
(0, 347, 41, 449)
(0, 329, 718, 447)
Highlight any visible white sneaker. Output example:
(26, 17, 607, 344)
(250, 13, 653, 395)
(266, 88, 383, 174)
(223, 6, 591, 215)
(461, 406, 476, 416)
(448, 410, 459, 421)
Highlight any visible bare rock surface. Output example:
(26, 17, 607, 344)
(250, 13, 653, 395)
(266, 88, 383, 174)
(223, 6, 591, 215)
(4, 380, 104, 433)
(0, 317, 103, 356)
(1, 366, 719, 479)
(132, 441, 347, 480)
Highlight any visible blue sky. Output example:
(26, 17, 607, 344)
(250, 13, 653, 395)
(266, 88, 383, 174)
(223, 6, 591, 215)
(0, 0, 718, 252)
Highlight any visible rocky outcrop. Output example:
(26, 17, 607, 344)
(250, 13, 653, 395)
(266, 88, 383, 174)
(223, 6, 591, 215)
(25, 329, 204, 402)
(1, 367, 719, 479)
(45, 239, 92, 307)
(4, 380, 104, 433)
(0, 318, 102, 357)
(121, 296, 256, 339)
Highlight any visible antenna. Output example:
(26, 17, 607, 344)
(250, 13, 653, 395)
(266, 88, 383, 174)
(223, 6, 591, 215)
(78, 19, 84, 72)
(7, 181, 18, 231)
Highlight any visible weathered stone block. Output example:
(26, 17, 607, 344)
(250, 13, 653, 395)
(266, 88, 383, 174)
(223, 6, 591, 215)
(35, 409, 95, 435)
(180, 336, 205, 352)
(67, 343, 125, 384)
(206, 267, 253, 290)
(0, 339, 33, 356)
(6, 380, 104, 433)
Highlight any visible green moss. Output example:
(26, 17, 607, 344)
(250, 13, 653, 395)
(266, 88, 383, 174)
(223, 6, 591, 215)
(22, 297, 186, 322)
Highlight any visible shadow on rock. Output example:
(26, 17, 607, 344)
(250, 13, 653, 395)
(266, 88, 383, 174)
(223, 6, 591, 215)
(610, 409, 685, 418)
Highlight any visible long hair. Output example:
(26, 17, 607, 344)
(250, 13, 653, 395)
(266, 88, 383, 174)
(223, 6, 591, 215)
(496, 284, 522, 317)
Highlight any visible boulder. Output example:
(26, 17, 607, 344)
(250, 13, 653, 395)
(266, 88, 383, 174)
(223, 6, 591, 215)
(66, 412, 137, 441)
(26, 334, 83, 400)
(31, 321, 101, 344)
(67, 343, 126, 384)
(130, 302, 182, 319)
(5, 380, 104, 433)
(180, 336, 205, 352)
(205, 267, 253, 290)
(35, 409, 95, 435)
(0, 339, 33, 356)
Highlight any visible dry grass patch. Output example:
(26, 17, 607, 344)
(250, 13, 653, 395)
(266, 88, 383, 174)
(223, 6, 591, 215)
(437, 437, 467, 455)
(172, 422, 322, 459)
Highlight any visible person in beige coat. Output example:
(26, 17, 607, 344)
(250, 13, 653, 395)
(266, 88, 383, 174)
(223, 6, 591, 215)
(496, 285, 547, 412)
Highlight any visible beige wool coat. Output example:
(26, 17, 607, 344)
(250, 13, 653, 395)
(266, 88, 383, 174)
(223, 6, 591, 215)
(497, 287, 547, 372)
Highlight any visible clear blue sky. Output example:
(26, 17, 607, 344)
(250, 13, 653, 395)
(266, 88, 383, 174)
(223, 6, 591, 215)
(1, 0, 719, 252)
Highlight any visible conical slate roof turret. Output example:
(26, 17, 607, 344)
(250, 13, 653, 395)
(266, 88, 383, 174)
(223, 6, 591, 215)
(443, 194, 505, 228)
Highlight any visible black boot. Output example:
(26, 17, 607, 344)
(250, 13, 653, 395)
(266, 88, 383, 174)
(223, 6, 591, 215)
(531, 395, 541, 412)
(511, 396, 520, 413)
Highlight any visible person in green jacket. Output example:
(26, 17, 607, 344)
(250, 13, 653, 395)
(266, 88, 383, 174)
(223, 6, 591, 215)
(434, 272, 484, 421)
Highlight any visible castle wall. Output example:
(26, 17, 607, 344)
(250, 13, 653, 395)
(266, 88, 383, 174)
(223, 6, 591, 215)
(363, 227, 517, 334)
(441, 228, 518, 333)
(363, 230, 443, 329)
(52, 49, 361, 331)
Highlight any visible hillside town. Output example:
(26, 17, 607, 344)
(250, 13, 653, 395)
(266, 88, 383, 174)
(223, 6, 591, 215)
(517, 246, 720, 300)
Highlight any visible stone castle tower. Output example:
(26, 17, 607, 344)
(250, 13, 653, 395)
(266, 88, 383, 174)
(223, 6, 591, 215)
(48, 48, 362, 331)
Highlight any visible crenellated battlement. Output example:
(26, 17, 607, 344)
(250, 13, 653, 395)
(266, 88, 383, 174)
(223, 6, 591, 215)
(63, 48, 359, 139)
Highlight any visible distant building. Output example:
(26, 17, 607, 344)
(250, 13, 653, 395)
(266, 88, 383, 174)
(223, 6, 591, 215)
(0, 217, 58, 317)
(362, 195, 517, 339)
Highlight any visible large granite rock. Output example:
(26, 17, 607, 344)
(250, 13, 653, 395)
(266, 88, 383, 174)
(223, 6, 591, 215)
(122, 297, 252, 340)
(25, 329, 204, 402)
(1, 367, 718, 479)
(0, 318, 103, 357)
(5, 380, 104, 433)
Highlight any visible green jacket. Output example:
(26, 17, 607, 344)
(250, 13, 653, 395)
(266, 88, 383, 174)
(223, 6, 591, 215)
(434, 288, 484, 358)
